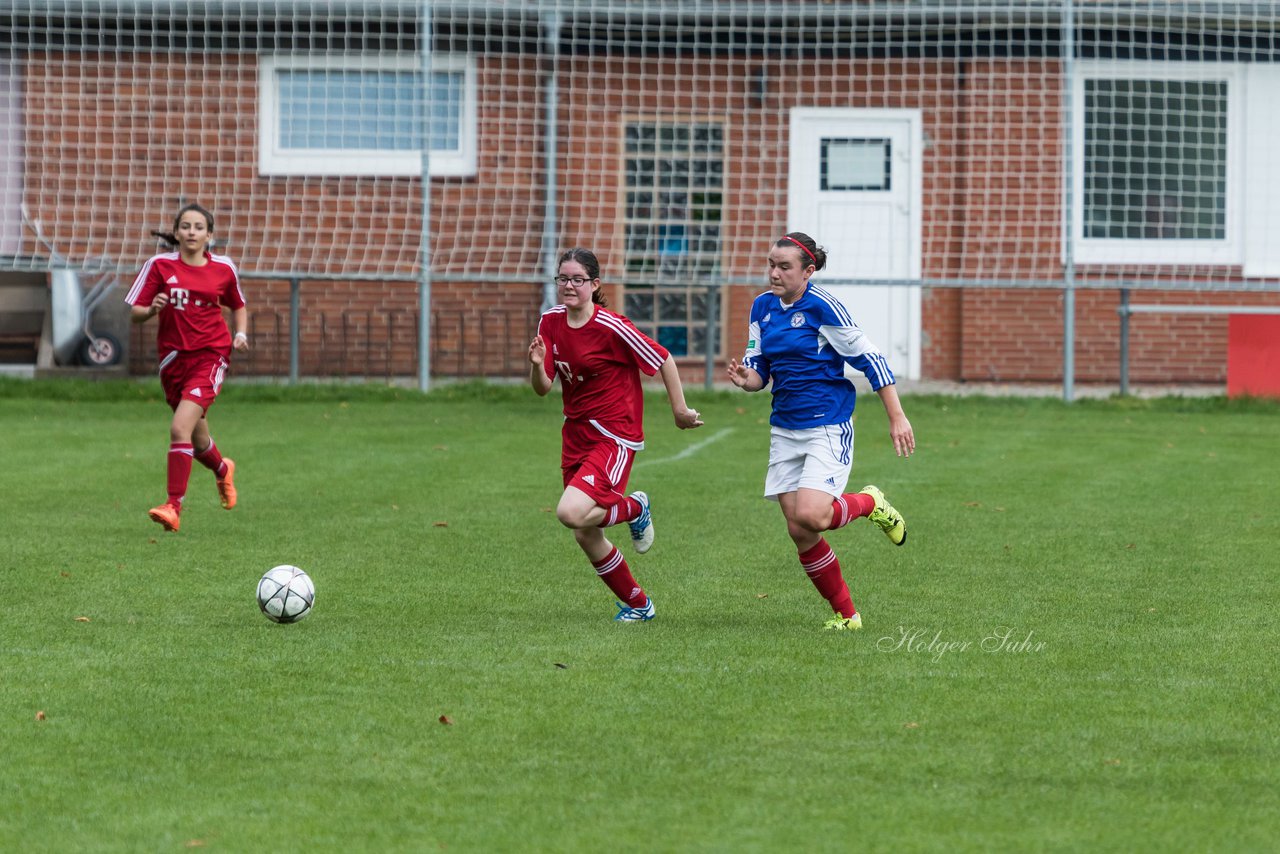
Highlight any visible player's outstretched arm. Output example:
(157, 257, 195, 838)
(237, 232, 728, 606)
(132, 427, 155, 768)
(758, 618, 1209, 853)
(658, 356, 703, 429)
(876, 384, 915, 457)
(528, 335, 553, 396)
(726, 358, 765, 392)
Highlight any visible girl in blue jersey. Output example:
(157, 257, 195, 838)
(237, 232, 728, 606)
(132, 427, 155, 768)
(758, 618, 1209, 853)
(727, 232, 915, 630)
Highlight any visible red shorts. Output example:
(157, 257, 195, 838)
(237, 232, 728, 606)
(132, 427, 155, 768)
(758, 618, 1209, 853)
(158, 349, 229, 412)
(561, 420, 637, 507)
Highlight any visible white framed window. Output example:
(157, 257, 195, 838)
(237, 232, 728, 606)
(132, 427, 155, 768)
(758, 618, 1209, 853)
(1073, 60, 1242, 266)
(258, 54, 477, 177)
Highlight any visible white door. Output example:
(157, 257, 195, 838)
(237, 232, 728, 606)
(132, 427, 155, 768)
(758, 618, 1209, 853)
(788, 108, 922, 379)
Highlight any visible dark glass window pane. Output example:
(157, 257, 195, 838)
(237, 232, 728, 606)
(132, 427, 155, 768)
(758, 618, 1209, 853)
(625, 291, 655, 323)
(657, 326, 688, 356)
(1083, 77, 1227, 240)
(622, 121, 724, 356)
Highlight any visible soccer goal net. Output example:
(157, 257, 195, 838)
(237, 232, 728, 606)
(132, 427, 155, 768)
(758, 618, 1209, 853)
(2, 1, 1278, 382)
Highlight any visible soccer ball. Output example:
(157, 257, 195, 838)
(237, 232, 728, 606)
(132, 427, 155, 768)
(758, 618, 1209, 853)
(256, 565, 315, 623)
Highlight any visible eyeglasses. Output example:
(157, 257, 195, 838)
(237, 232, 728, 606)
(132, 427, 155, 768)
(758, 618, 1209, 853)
(554, 276, 595, 287)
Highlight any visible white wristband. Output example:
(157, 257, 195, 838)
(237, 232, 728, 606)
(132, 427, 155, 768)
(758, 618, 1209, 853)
(234, 332, 248, 341)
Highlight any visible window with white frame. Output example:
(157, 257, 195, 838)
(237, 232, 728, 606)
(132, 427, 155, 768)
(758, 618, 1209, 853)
(1074, 61, 1241, 265)
(258, 54, 476, 177)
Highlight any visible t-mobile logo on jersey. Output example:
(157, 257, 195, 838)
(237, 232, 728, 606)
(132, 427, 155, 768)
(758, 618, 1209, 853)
(554, 360, 575, 384)
(169, 287, 191, 311)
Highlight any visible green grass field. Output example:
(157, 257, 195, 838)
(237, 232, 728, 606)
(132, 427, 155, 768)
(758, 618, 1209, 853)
(2, 377, 1278, 852)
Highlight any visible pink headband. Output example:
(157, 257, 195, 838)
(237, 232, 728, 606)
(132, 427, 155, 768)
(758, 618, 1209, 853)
(782, 235, 817, 265)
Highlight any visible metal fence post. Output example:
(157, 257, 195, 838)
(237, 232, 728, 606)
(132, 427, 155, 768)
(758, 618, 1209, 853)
(1060, 0, 1076, 403)
(1118, 288, 1130, 396)
(418, 0, 434, 392)
(704, 282, 719, 390)
(289, 277, 300, 385)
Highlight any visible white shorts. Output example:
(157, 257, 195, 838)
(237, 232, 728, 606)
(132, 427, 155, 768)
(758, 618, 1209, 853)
(764, 422, 855, 500)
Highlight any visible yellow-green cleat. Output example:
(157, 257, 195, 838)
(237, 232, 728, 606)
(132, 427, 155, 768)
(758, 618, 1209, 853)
(824, 613, 863, 631)
(859, 484, 906, 546)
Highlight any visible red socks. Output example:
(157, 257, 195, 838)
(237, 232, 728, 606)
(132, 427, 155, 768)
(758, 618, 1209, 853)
(828, 492, 876, 530)
(809, 494, 871, 616)
(166, 442, 194, 509)
(591, 546, 647, 608)
(194, 439, 228, 478)
(798, 538, 856, 618)
(600, 495, 643, 528)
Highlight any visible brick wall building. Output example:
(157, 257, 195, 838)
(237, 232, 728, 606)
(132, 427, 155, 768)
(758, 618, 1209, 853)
(5, 3, 1277, 385)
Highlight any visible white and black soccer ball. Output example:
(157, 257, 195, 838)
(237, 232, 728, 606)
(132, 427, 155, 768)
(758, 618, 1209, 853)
(256, 565, 315, 623)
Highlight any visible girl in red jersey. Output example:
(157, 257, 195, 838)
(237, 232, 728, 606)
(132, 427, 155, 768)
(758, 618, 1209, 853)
(529, 247, 703, 622)
(126, 203, 248, 532)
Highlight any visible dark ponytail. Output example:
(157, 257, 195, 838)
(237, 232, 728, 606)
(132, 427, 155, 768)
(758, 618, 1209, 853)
(152, 203, 215, 249)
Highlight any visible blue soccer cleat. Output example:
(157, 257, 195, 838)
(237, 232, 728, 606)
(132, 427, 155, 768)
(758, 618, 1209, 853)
(628, 491, 654, 554)
(614, 598, 656, 622)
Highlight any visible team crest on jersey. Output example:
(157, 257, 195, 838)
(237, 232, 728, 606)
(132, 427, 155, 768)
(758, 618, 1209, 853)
(791, 313, 807, 328)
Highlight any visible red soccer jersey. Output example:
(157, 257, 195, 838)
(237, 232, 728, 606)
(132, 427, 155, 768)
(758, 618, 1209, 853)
(537, 305, 669, 446)
(125, 251, 245, 357)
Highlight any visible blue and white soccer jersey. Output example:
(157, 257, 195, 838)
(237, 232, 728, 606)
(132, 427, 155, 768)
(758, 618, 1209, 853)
(742, 283, 896, 498)
(743, 283, 893, 429)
